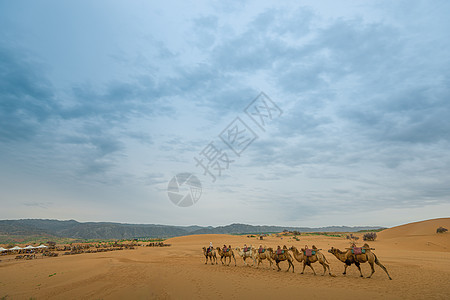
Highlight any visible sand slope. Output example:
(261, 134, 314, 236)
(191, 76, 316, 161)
(378, 217, 450, 238)
(377, 217, 450, 252)
(1, 218, 449, 299)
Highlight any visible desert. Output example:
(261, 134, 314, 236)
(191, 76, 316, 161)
(1, 218, 449, 299)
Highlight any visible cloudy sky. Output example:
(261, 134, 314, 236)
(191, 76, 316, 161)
(1, 0, 449, 227)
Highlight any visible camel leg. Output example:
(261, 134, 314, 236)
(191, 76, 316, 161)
(289, 260, 295, 273)
(325, 263, 334, 276)
(301, 262, 306, 274)
(308, 264, 316, 275)
(286, 261, 291, 272)
(276, 261, 281, 271)
(367, 261, 376, 278)
(355, 262, 363, 277)
(343, 264, 348, 275)
(321, 262, 327, 275)
(233, 254, 236, 266)
(374, 256, 392, 280)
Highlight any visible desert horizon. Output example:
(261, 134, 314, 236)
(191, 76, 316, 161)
(1, 217, 449, 299)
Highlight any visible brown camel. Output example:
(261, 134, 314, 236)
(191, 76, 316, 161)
(269, 246, 295, 272)
(255, 247, 274, 269)
(328, 247, 363, 277)
(216, 247, 236, 266)
(202, 247, 218, 265)
(328, 244, 392, 280)
(290, 245, 334, 276)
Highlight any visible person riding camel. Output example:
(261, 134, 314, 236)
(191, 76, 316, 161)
(244, 244, 248, 252)
(207, 242, 213, 253)
(276, 245, 282, 255)
(258, 244, 264, 253)
(223, 244, 227, 252)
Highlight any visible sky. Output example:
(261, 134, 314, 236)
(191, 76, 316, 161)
(1, 0, 449, 227)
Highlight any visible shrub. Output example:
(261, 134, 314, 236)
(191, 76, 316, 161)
(347, 233, 359, 241)
(436, 226, 448, 233)
(363, 232, 377, 241)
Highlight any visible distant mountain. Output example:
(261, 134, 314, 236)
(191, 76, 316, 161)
(0, 219, 384, 240)
(190, 223, 383, 235)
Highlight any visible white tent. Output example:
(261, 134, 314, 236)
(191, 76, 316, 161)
(9, 246, 23, 251)
(24, 245, 35, 249)
(36, 244, 48, 248)
(0, 247, 7, 252)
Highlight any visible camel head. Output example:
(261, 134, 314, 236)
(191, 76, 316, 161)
(289, 246, 298, 251)
(328, 247, 336, 254)
(363, 243, 370, 248)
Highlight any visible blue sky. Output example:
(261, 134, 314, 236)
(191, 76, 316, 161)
(1, 0, 449, 227)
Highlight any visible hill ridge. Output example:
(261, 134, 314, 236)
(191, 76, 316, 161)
(0, 219, 384, 240)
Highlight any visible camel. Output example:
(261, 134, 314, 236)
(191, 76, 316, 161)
(290, 245, 334, 276)
(255, 247, 274, 269)
(269, 247, 295, 272)
(216, 247, 236, 266)
(202, 247, 218, 265)
(328, 244, 392, 280)
(235, 246, 257, 266)
(328, 247, 363, 277)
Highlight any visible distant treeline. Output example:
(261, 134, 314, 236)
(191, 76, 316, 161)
(0, 219, 385, 241)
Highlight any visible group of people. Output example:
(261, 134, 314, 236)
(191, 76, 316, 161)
(205, 242, 231, 253)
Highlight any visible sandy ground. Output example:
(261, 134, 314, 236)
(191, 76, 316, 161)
(0, 218, 449, 299)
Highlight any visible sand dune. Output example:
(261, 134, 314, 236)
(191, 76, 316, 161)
(377, 217, 450, 252)
(1, 218, 449, 299)
(378, 217, 450, 239)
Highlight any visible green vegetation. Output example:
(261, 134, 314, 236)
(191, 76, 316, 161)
(363, 232, 377, 241)
(302, 232, 345, 238)
(357, 228, 385, 233)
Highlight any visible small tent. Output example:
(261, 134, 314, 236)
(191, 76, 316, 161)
(9, 246, 23, 251)
(36, 244, 48, 249)
(0, 247, 7, 252)
(24, 245, 35, 250)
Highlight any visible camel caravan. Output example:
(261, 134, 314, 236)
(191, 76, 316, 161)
(203, 243, 392, 280)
